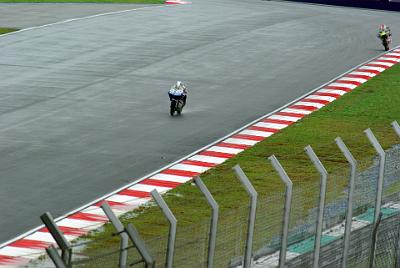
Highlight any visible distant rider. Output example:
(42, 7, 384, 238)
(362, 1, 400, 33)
(168, 81, 188, 106)
(377, 24, 392, 41)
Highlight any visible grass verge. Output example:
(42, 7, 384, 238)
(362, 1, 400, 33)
(79, 63, 400, 267)
(0, 28, 18, 35)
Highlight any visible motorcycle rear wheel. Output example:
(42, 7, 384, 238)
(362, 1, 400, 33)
(383, 40, 389, 51)
(170, 100, 176, 116)
(176, 101, 183, 115)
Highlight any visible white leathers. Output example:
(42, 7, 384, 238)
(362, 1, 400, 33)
(169, 81, 187, 97)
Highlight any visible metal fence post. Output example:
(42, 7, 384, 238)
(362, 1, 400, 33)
(151, 189, 177, 268)
(268, 155, 293, 268)
(194, 176, 219, 268)
(233, 164, 258, 268)
(396, 223, 400, 268)
(305, 145, 328, 268)
(125, 224, 155, 268)
(364, 128, 386, 224)
(100, 202, 128, 268)
(46, 245, 67, 268)
(335, 137, 357, 268)
(40, 212, 72, 266)
(369, 212, 383, 268)
(392, 120, 400, 137)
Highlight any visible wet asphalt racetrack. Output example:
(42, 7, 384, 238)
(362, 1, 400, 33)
(0, 0, 400, 243)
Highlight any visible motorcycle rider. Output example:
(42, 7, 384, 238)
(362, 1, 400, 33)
(168, 81, 188, 106)
(377, 24, 392, 42)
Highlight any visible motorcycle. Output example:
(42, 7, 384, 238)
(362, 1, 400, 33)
(379, 32, 391, 51)
(170, 97, 184, 116)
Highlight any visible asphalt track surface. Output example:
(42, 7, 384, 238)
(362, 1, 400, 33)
(0, 3, 149, 28)
(0, 0, 400, 244)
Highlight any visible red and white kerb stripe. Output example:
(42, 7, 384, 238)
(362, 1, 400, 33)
(165, 0, 190, 4)
(1, 49, 399, 267)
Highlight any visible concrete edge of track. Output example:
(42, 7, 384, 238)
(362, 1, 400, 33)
(0, 30, 399, 267)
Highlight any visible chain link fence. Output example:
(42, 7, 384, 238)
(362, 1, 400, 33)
(29, 125, 400, 268)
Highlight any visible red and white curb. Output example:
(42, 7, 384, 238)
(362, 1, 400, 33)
(1, 48, 399, 267)
(165, 0, 190, 5)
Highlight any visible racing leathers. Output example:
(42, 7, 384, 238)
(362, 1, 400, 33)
(168, 82, 187, 106)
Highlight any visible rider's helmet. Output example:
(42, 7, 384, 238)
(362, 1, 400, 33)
(379, 24, 387, 32)
(176, 81, 182, 88)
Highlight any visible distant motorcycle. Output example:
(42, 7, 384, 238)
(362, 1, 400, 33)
(168, 81, 188, 116)
(378, 32, 391, 51)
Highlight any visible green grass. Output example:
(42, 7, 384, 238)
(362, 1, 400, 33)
(0, 28, 18, 35)
(78, 64, 400, 267)
(0, 0, 164, 3)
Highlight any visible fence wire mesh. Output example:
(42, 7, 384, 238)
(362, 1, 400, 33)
(373, 213, 400, 268)
(31, 139, 400, 268)
(214, 205, 249, 267)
